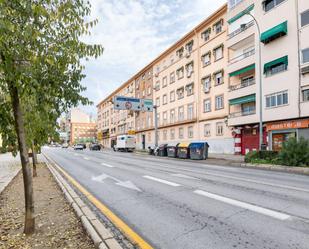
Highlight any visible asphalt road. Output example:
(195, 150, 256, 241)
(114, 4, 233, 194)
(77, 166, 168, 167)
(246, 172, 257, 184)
(44, 147, 309, 249)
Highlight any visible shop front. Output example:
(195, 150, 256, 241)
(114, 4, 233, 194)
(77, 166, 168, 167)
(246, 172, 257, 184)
(266, 119, 309, 151)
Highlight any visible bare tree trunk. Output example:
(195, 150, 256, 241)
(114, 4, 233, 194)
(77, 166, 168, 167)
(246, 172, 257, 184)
(9, 84, 35, 234)
(32, 141, 37, 177)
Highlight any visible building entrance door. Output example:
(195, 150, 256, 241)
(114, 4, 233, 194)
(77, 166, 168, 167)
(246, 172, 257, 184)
(142, 134, 146, 150)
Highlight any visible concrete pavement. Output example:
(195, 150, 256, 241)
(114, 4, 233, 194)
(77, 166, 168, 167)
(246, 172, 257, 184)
(0, 153, 21, 194)
(44, 147, 309, 249)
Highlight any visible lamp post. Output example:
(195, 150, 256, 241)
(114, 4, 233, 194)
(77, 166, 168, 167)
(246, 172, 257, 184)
(245, 12, 264, 151)
(153, 105, 158, 148)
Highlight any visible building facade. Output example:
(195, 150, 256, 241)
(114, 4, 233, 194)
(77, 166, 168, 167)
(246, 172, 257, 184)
(227, 0, 309, 154)
(97, 0, 309, 155)
(70, 122, 97, 144)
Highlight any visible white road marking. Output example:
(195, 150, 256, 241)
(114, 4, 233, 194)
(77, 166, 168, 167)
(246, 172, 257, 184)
(143, 176, 181, 187)
(83, 157, 89, 160)
(194, 190, 291, 221)
(171, 173, 199, 180)
(74, 153, 79, 156)
(101, 163, 114, 168)
(204, 172, 309, 193)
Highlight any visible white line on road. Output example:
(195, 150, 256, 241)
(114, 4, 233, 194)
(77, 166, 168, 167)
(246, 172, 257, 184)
(74, 153, 79, 156)
(194, 190, 291, 221)
(101, 163, 114, 168)
(203, 172, 309, 193)
(143, 175, 181, 187)
(83, 157, 90, 160)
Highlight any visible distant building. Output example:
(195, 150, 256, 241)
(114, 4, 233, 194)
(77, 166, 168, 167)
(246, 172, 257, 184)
(70, 122, 97, 144)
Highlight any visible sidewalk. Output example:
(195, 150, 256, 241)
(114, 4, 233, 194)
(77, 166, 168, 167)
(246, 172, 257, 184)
(0, 153, 21, 194)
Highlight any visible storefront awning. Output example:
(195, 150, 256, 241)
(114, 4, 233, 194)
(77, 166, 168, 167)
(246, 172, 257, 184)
(260, 21, 287, 44)
(229, 64, 255, 77)
(264, 56, 288, 73)
(227, 4, 255, 24)
(229, 94, 256, 106)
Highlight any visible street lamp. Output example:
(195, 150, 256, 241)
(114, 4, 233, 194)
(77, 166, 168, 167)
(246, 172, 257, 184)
(245, 12, 264, 151)
(153, 105, 158, 148)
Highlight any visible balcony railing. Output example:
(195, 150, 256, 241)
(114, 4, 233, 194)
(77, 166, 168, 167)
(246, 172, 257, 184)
(229, 48, 255, 64)
(228, 20, 254, 39)
(229, 108, 256, 118)
(229, 78, 255, 91)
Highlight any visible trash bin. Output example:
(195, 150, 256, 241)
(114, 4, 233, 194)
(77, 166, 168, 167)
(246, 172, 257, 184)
(189, 142, 209, 160)
(177, 142, 191, 159)
(158, 144, 168, 157)
(167, 142, 179, 158)
(148, 146, 154, 155)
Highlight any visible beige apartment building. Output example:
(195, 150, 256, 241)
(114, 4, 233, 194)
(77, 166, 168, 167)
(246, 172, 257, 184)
(226, 0, 309, 154)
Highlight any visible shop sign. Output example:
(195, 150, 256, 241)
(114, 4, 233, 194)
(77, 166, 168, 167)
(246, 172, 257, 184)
(266, 119, 309, 131)
(128, 130, 136, 135)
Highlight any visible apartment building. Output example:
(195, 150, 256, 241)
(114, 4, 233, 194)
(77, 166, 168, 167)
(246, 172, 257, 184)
(97, 81, 135, 148)
(227, 0, 309, 154)
(70, 122, 97, 144)
(149, 4, 234, 153)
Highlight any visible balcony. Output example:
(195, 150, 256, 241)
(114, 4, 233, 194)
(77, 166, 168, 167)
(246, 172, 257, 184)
(229, 77, 255, 91)
(229, 108, 256, 118)
(229, 48, 255, 65)
(228, 20, 254, 39)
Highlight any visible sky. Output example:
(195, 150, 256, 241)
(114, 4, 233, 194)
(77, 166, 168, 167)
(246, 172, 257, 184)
(80, 0, 227, 116)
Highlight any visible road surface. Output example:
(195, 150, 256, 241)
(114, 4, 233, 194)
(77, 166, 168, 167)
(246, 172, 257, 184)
(44, 147, 309, 249)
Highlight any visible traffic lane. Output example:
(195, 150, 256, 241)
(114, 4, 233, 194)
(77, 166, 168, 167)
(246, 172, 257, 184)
(81, 148, 309, 190)
(45, 149, 309, 249)
(66, 148, 309, 220)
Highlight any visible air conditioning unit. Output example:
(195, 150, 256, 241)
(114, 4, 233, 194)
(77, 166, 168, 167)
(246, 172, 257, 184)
(301, 65, 309, 75)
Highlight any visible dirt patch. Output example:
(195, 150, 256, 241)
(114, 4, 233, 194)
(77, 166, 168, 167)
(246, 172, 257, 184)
(0, 163, 95, 249)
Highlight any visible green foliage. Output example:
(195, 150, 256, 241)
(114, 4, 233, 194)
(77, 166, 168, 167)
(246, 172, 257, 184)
(278, 137, 309, 167)
(245, 150, 278, 163)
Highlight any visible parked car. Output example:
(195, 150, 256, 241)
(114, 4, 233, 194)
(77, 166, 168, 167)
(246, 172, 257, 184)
(62, 143, 69, 148)
(74, 144, 84, 150)
(90, 143, 101, 151)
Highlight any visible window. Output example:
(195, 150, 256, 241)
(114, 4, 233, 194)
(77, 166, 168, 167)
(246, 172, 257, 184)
(201, 28, 211, 41)
(266, 91, 288, 108)
(202, 76, 211, 93)
(203, 99, 211, 113)
(170, 129, 175, 140)
(302, 89, 309, 102)
(141, 74, 145, 80)
(170, 90, 175, 102)
(301, 10, 309, 27)
(185, 40, 194, 53)
(162, 76, 168, 87)
(186, 62, 194, 77)
(302, 48, 309, 64)
(176, 47, 184, 58)
(186, 83, 194, 96)
(187, 104, 194, 120)
(264, 58, 288, 76)
(148, 132, 151, 142)
(154, 81, 160, 91)
(163, 112, 168, 125)
(214, 70, 224, 85)
(215, 95, 224, 110)
(170, 72, 175, 83)
(228, 0, 243, 9)
(202, 52, 211, 67)
(204, 124, 211, 137)
(214, 20, 223, 34)
(179, 127, 184, 139)
(147, 86, 151, 95)
(142, 89, 145, 97)
(148, 71, 152, 79)
(263, 0, 285, 12)
(155, 97, 160, 107)
(163, 94, 167, 105)
(177, 87, 184, 99)
(163, 130, 167, 140)
(178, 106, 184, 121)
(170, 109, 175, 123)
(216, 122, 224, 136)
(188, 126, 194, 138)
(176, 67, 184, 79)
(214, 45, 223, 61)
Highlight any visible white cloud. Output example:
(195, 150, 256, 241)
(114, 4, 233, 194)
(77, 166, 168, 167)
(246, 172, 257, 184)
(80, 0, 226, 114)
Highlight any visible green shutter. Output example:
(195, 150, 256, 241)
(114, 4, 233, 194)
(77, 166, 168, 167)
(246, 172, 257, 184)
(263, 56, 288, 73)
(260, 21, 287, 44)
(229, 94, 256, 106)
(229, 64, 255, 77)
(227, 4, 255, 24)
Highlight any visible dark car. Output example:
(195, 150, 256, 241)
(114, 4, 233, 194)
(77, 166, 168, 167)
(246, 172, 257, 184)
(90, 143, 101, 151)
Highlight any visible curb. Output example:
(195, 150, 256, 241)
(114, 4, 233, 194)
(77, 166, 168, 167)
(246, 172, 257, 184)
(0, 168, 21, 195)
(240, 163, 309, 175)
(45, 156, 123, 249)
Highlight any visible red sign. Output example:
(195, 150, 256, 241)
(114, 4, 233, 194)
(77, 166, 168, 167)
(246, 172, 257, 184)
(266, 119, 309, 131)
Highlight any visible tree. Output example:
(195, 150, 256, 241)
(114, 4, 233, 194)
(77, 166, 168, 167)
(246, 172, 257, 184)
(0, 0, 103, 234)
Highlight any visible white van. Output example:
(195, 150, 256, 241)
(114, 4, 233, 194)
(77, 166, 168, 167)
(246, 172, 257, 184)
(115, 135, 136, 152)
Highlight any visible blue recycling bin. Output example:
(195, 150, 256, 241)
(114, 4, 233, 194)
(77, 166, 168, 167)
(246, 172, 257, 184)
(189, 142, 209, 160)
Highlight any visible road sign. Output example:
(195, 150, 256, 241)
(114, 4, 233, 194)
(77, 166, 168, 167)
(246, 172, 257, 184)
(113, 96, 153, 112)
